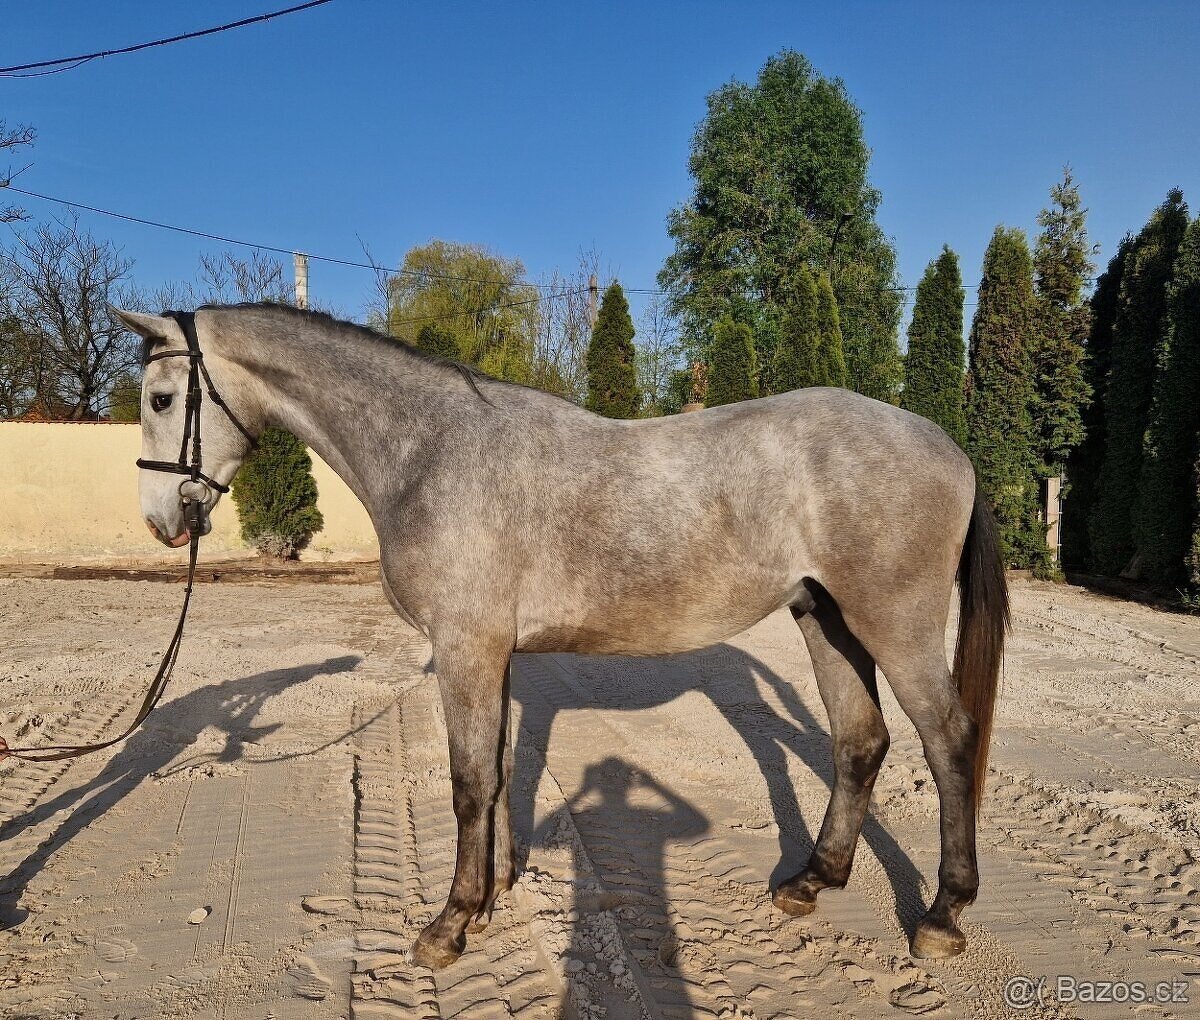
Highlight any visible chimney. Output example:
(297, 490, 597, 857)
(293, 252, 309, 310)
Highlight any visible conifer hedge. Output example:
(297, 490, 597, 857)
(901, 246, 966, 446)
(1089, 191, 1188, 576)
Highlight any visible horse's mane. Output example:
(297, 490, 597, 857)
(199, 302, 492, 402)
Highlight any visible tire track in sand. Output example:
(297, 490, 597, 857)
(348, 638, 561, 1019)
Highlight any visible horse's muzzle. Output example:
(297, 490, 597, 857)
(146, 520, 192, 548)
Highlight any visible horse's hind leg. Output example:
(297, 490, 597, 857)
(867, 625, 979, 959)
(773, 585, 890, 916)
(412, 635, 512, 969)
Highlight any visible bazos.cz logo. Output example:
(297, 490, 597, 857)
(1003, 975, 1191, 1010)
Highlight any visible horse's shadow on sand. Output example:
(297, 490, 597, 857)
(511, 643, 928, 937)
(0, 654, 361, 929)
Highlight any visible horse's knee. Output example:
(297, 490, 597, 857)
(835, 724, 890, 784)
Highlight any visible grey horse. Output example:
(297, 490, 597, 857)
(112, 303, 1007, 970)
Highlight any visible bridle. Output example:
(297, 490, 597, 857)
(1, 311, 257, 763)
(136, 311, 258, 532)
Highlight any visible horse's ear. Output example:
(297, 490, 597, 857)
(109, 307, 182, 340)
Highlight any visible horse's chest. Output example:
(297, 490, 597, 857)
(379, 564, 432, 637)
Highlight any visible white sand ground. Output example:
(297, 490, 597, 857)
(0, 576, 1197, 1020)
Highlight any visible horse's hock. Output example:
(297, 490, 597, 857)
(0, 422, 378, 562)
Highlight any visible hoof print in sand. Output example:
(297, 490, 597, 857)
(287, 956, 332, 1001)
(301, 894, 353, 916)
(95, 934, 138, 964)
(889, 982, 946, 1014)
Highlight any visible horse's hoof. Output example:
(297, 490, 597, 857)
(772, 885, 818, 917)
(411, 929, 464, 970)
(910, 918, 967, 959)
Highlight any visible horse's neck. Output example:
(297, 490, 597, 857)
(227, 318, 463, 514)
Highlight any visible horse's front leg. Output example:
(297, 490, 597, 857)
(467, 662, 516, 934)
(412, 634, 512, 970)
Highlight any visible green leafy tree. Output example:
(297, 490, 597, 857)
(1031, 169, 1094, 479)
(1137, 218, 1200, 583)
(705, 316, 759, 406)
(0, 311, 55, 419)
(108, 372, 141, 422)
(966, 227, 1043, 567)
(585, 282, 640, 418)
(1061, 237, 1132, 569)
(1089, 190, 1189, 576)
(386, 240, 538, 383)
(773, 265, 822, 392)
(902, 246, 966, 445)
(232, 427, 324, 559)
(662, 368, 693, 415)
(815, 272, 848, 388)
(414, 323, 460, 359)
(657, 49, 903, 403)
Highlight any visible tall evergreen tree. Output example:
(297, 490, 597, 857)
(705, 316, 759, 406)
(585, 282, 640, 418)
(1089, 190, 1189, 576)
(902, 246, 966, 445)
(1031, 169, 1094, 477)
(967, 227, 1043, 567)
(815, 272, 848, 388)
(772, 265, 822, 392)
(658, 50, 903, 403)
(1137, 217, 1200, 582)
(1061, 237, 1132, 569)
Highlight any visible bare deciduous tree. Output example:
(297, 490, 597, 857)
(532, 249, 611, 403)
(635, 293, 683, 416)
(1, 121, 36, 223)
(191, 250, 293, 304)
(2, 216, 141, 419)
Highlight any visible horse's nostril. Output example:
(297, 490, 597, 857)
(146, 520, 162, 540)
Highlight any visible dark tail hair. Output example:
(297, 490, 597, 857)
(953, 482, 1009, 814)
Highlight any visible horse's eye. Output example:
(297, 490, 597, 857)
(151, 394, 173, 413)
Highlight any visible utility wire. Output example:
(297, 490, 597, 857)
(0, 184, 1056, 302)
(1, 184, 568, 290)
(0, 1, 336, 77)
(389, 289, 588, 327)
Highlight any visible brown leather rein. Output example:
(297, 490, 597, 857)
(1, 312, 256, 763)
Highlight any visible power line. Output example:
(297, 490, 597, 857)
(1, 184, 568, 291)
(0, 184, 1059, 305)
(389, 289, 587, 326)
(0, 1, 336, 77)
(0, 186, 940, 298)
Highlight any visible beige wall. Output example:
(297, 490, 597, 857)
(0, 423, 378, 563)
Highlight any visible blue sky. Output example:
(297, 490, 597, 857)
(3, 1, 1199, 334)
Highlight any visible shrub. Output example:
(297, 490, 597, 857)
(705, 316, 759, 406)
(231, 427, 324, 559)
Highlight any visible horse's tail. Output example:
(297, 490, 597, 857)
(953, 480, 1009, 814)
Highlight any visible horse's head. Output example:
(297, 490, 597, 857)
(110, 308, 260, 549)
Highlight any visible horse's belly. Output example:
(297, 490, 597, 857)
(515, 586, 801, 655)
